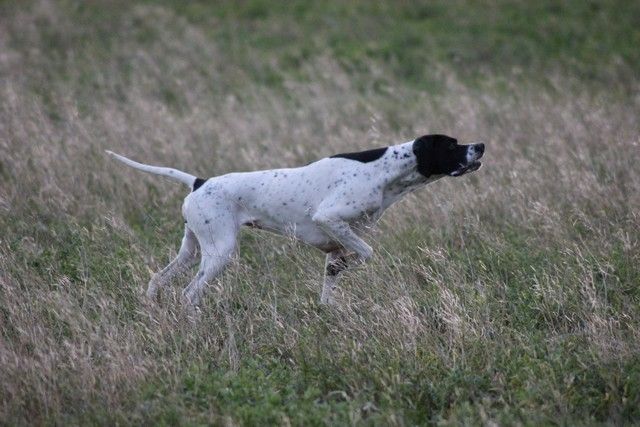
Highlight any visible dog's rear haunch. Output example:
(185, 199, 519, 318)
(107, 134, 485, 306)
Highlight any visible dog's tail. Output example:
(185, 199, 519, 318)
(106, 151, 205, 190)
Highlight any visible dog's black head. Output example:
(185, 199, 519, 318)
(413, 134, 484, 178)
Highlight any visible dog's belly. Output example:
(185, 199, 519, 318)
(241, 214, 341, 252)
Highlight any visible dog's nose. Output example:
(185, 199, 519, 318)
(476, 143, 485, 154)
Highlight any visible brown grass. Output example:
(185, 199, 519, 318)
(1, 1, 639, 424)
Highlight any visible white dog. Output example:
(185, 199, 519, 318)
(107, 134, 484, 306)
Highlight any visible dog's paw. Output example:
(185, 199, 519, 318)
(356, 244, 374, 263)
(183, 303, 202, 323)
(182, 288, 199, 306)
(320, 287, 338, 306)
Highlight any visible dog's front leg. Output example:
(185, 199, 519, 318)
(312, 212, 373, 262)
(321, 249, 351, 305)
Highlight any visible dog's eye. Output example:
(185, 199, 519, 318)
(449, 144, 455, 150)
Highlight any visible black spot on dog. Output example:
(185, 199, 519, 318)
(192, 177, 207, 191)
(326, 255, 349, 276)
(331, 147, 388, 163)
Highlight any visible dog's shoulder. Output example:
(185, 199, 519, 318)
(330, 147, 388, 163)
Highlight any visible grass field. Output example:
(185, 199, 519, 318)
(1, 0, 639, 424)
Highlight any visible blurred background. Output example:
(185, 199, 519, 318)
(1, 0, 639, 424)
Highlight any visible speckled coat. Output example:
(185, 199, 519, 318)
(107, 134, 485, 306)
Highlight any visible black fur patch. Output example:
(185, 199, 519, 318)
(413, 134, 468, 177)
(192, 177, 207, 191)
(331, 147, 388, 163)
(326, 255, 349, 276)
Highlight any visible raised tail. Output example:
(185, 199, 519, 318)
(106, 150, 201, 189)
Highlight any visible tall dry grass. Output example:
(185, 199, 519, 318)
(1, 1, 639, 424)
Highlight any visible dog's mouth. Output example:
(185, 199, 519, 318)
(450, 160, 482, 177)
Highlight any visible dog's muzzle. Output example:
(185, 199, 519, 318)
(450, 143, 485, 176)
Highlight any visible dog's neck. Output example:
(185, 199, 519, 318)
(377, 141, 417, 183)
(387, 170, 444, 196)
(380, 141, 438, 185)
(375, 141, 444, 205)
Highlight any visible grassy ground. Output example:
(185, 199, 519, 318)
(1, 0, 639, 425)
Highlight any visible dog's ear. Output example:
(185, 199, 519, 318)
(413, 135, 435, 177)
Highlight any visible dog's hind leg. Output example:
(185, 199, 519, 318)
(147, 227, 199, 299)
(320, 249, 351, 305)
(182, 224, 238, 307)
